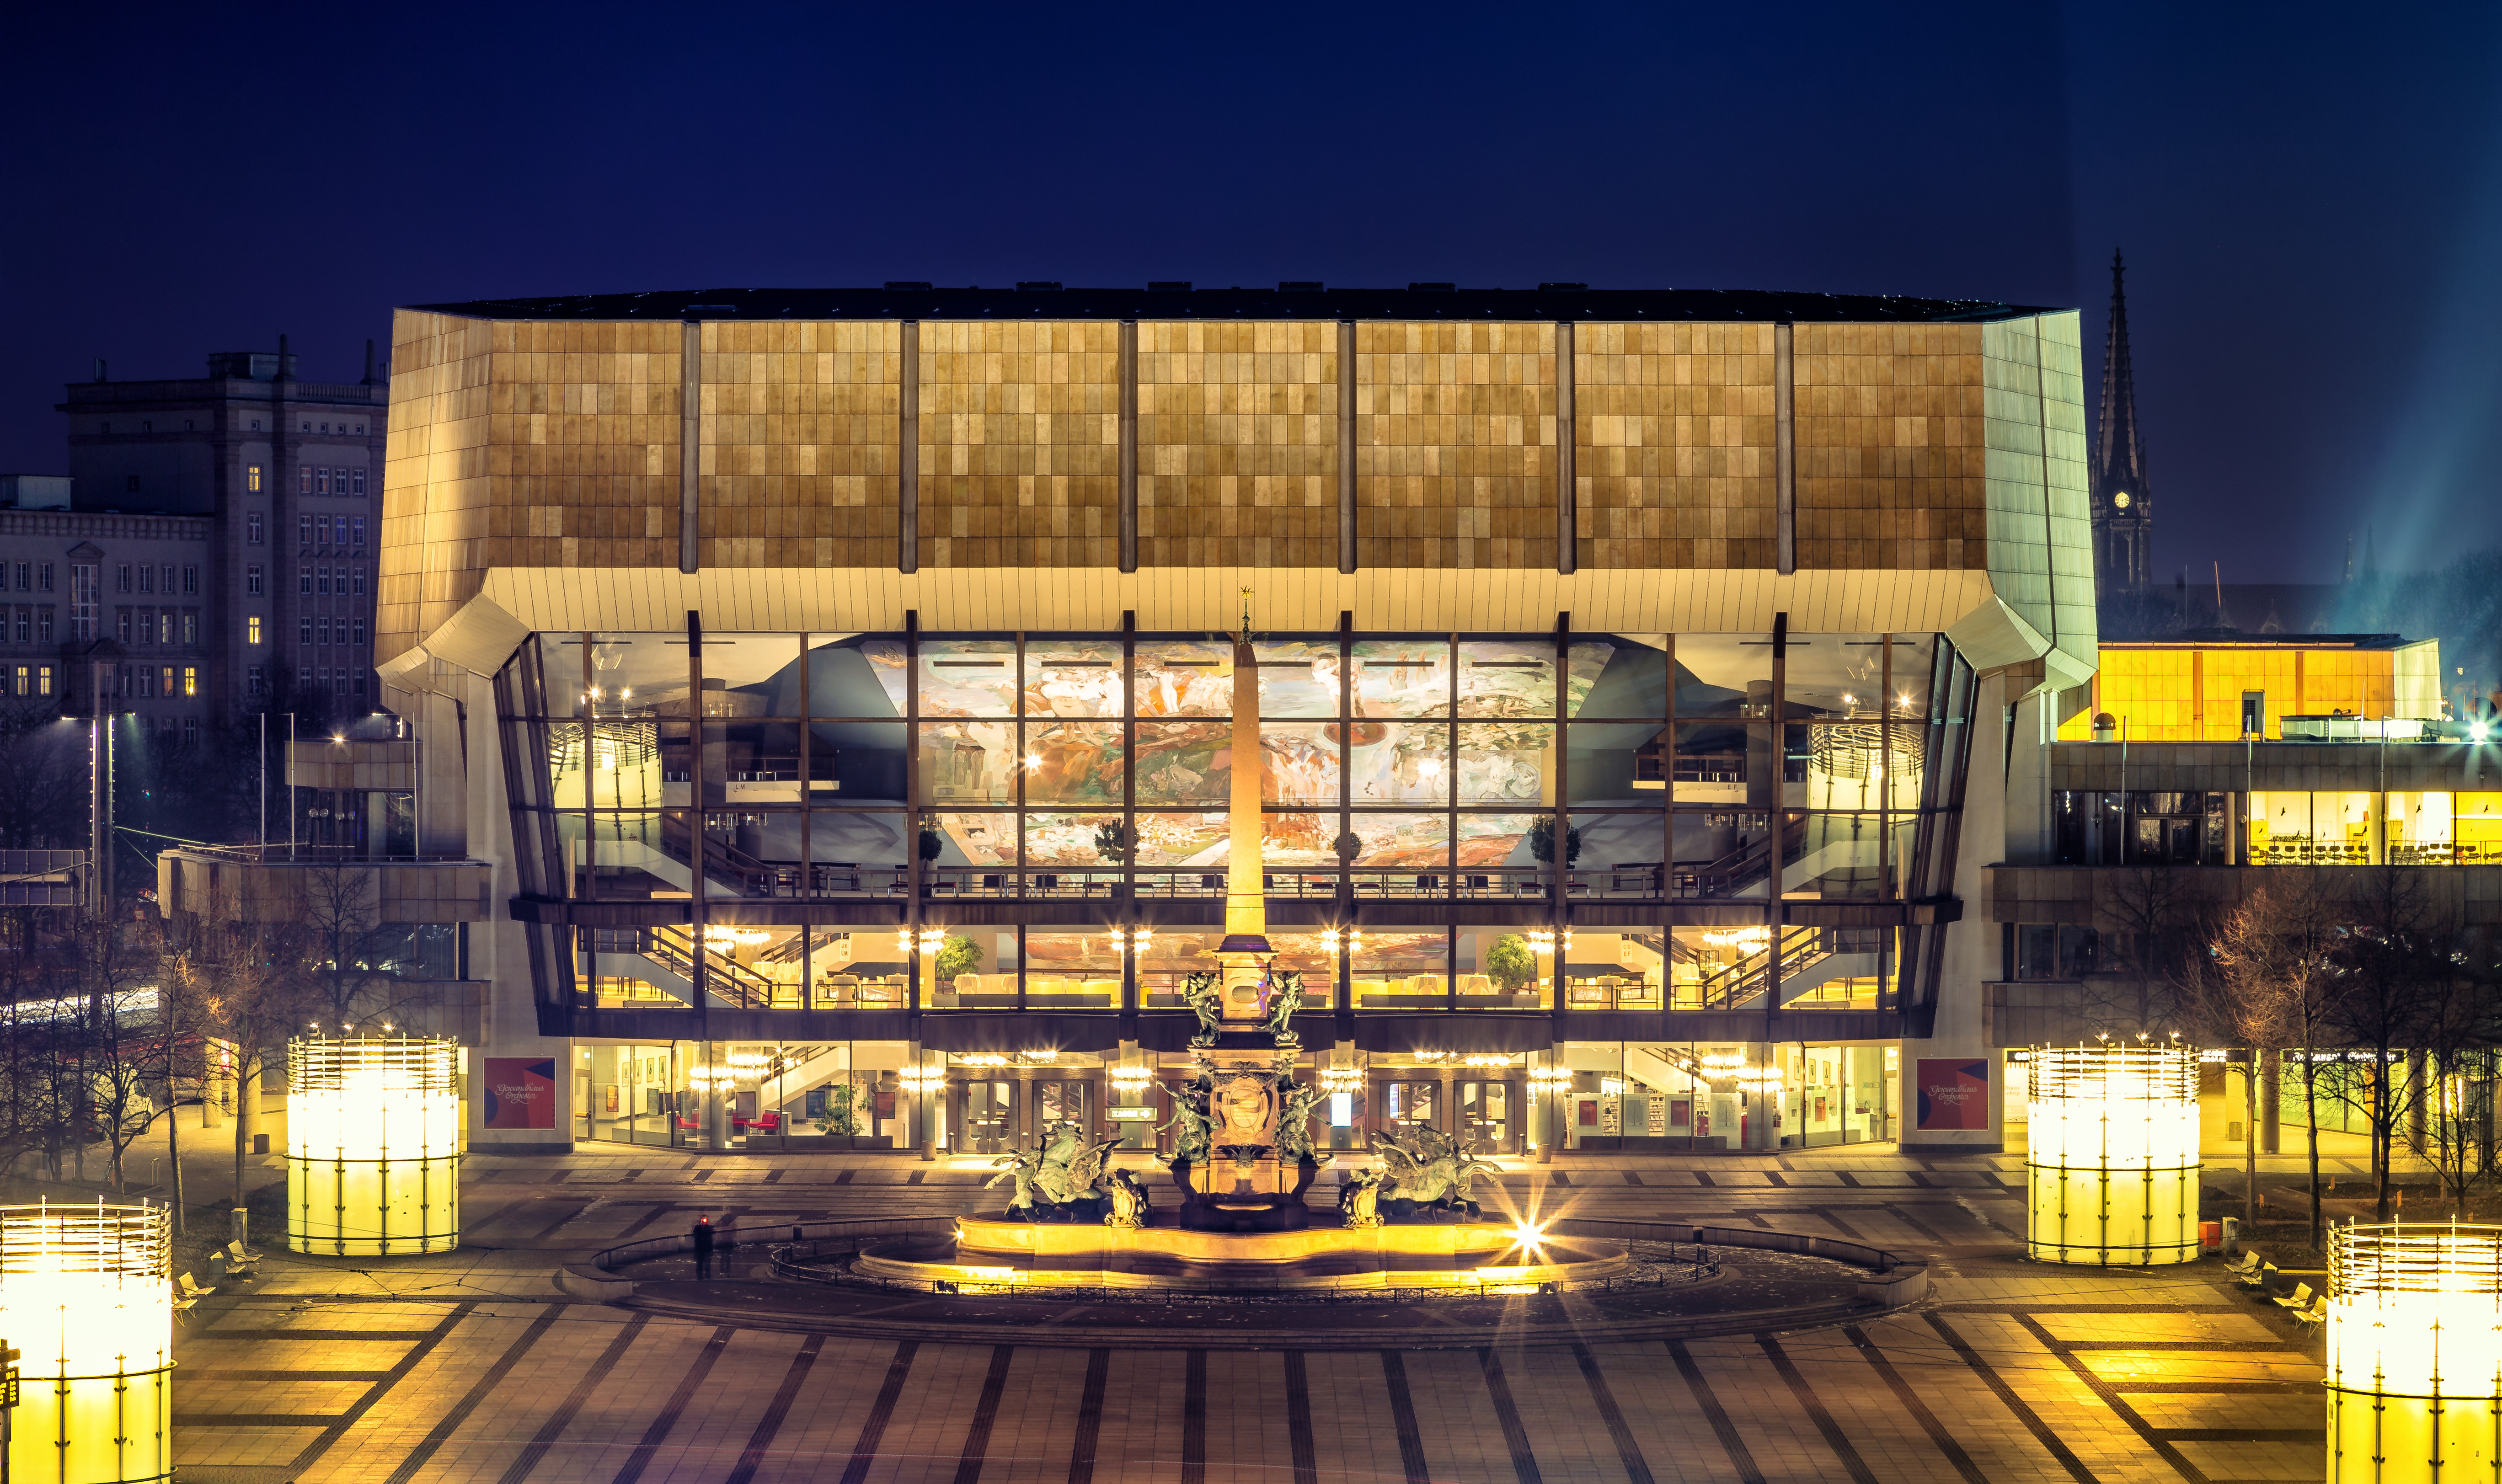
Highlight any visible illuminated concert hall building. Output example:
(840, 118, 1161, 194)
(372, 283, 2097, 1158)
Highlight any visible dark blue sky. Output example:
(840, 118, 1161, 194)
(9, 1, 2498, 582)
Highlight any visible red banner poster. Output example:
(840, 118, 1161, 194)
(484, 1057, 557, 1129)
(1915, 1058, 1990, 1132)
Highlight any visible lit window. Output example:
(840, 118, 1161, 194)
(246, 564, 262, 595)
(157, 611, 171, 645)
(181, 612, 197, 645)
(183, 667, 197, 698)
(246, 463, 263, 493)
(159, 666, 174, 697)
(36, 665, 50, 698)
(247, 615, 262, 645)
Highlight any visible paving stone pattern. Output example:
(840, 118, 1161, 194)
(166, 1148, 2325, 1482)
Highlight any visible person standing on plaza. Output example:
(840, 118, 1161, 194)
(692, 1214, 715, 1279)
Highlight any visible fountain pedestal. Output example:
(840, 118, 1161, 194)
(1175, 1154, 1318, 1232)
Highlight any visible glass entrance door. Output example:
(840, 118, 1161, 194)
(1379, 1080, 1440, 1135)
(1456, 1080, 1515, 1153)
(1035, 1079, 1092, 1138)
(957, 1079, 1017, 1154)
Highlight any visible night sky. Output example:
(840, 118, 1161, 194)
(9, 2, 2498, 583)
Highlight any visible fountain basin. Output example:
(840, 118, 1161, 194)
(853, 1211, 1631, 1291)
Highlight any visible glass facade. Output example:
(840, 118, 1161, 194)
(497, 628, 1975, 1020)
(2055, 789, 2502, 867)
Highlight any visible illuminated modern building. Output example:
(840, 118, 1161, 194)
(2056, 632, 2443, 743)
(326, 283, 2106, 1159)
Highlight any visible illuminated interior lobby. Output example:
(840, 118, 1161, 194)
(373, 283, 2099, 1158)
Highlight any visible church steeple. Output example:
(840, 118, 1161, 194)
(2091, 249, 2153, 593)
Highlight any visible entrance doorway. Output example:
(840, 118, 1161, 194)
(1379, 1080, 1441, 1136)
(1456, 1080, 1516, 1153)
(957, 1080, 1017, 1154)
(1034, 1079, 1093, 1138)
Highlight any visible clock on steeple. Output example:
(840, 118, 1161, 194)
(2090, 251, 2153, 595)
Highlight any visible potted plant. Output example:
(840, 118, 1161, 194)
(816, 1084, 863, 1139)
(1526, 817, 1582, 867)
(1485, 933, 1536, 999)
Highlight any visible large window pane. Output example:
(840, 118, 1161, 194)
(918, 637, 1017, 716)
(1134, 640, 1231, 716)
(810, 721, 906, 802)
(1352, 639, 1449, 717)
(1134, 721, 1231, 805)
(1261, 722, 1339, 806)
(802, 812, 909, 894)
(703, 635, 801, 710)
(1135, 811, 1229, 866)
(1457, 641, 1554, 718)
(535, 635, 583, 717)
(1573, 635, 1669, 720)
(1026, 638, 1126, 718)
(1024, 929, 1122, 1007)
(1344, 719, 1448, 804)
(1025, 812, 1125, 867)
(927, 811, 1015, 865)
(588, 633, 693, 715)
(1781, 634, 1889, 720)
(1025, 721, 1124, 805)
(1352, 928, 1449, 1009)
(917, 721, 1014, 804)
(1672, 720, 1756, 806)
(1261, 812, 1339, 866)
(1460, 721, 1552, 804)
(1784, 812, 1886, 899)
(807, 635, 907, 718)
(1351, 813, 1449, 867)
(1256, 638, 1340, 717)
(1674, 634, 1771, 718)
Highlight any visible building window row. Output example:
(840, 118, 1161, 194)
(299, 422, 365, 437)
(299, 564, 366, 595)
(299, 465, 367, 496)
(115, 563, 198, 595)
(9, 608, 55, 644)
(7, 563, 53, 593)
(2056, 788, 2502, 867)
(2003, 923, 2101, 981)
(116, 664, 198, 699)
(114, 608, 200, 646)
(305, 665, 368, 699)
(298, 616, 366, 646)
(298, 513, 366, 546)
(9, 664, 53, 698)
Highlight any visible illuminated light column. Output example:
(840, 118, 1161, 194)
(2327, 1222, 2502, 1481)
(2026, 1040, 2199, 1265)
(0, 1199, 174, 1484)
(1218, 597, 1271, 1022)
(288, 1034, 463, 1256)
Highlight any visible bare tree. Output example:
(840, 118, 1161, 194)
(2198, 894, 2303, 1229)
(2206, 875, 2344, 1247)
(74, 906, 170, 1193)
(2330, 868, 2446, 1220)
(2092, 867, 2208, 1034)
(294, 859, 434, 1029)
(149, 951, 223, 1234)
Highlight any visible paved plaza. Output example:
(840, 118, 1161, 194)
(160, 1146, 2327, 1484)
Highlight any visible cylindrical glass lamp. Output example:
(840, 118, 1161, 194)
(0, 1199, 174, 1484)
(288, 1034, 463, 1255)
(2026, 1041, 2199, 1265)
(2329, 1222, 2502, 1480)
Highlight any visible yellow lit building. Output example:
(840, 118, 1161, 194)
(2056, 635, 2441, 742)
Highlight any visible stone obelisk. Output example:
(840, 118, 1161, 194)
(1218, 588, 1272, 1027)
